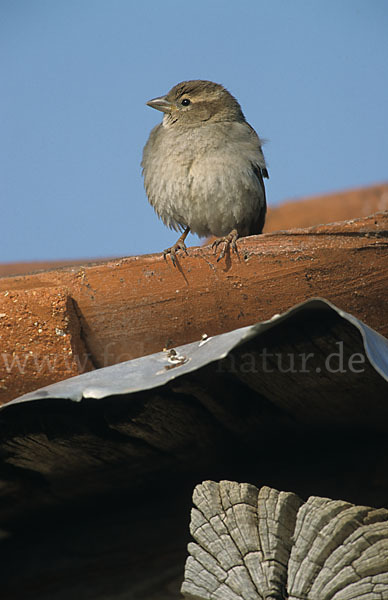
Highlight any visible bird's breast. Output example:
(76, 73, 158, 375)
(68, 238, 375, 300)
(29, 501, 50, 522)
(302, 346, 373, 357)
(142, 123, 266, 237)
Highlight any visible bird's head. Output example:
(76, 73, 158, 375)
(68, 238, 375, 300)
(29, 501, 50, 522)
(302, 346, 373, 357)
(146, 80, 245, 127)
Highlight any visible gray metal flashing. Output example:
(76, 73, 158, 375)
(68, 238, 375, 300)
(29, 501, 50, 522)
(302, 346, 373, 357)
(4, 297, 388, 408)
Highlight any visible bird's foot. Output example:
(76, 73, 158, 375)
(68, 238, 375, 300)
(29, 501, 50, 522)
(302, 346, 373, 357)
(163, 226, 190, 266)
(163, 240, 188, 266)
(212, 229, 239, 262)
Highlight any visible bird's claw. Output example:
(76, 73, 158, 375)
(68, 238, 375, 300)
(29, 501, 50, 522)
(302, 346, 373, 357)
(212, 230, 239, 262)
(163, 241, 188, 266)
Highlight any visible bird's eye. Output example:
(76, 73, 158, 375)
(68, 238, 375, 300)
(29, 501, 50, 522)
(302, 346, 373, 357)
(181, 98, 191, 106)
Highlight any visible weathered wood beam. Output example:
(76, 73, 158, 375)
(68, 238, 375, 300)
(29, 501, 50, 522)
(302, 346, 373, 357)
(182, 480, 388, 600)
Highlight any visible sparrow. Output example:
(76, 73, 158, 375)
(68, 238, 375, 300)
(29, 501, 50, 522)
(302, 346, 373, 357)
(141, 80, 268, 264)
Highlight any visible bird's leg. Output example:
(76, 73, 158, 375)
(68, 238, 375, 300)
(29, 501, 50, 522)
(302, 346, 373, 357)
(163, 226, 190, 266)
(212, 229, 239, 262)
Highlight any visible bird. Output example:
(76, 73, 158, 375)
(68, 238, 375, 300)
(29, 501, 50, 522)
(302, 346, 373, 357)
(141, 80, 268, 264)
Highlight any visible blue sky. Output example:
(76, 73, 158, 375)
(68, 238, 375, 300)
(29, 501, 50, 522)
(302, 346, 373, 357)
(1, 0, 387, 262)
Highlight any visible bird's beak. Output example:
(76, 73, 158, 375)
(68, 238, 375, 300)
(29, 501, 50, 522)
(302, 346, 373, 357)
(146, 96, 173, 113)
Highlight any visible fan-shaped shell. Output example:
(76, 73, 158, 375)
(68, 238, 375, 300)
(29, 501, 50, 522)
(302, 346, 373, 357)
(181, 481, 388, 600)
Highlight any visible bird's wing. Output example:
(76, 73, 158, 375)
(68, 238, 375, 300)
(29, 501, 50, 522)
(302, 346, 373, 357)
(249, 162, 267, 235)
(245, 122, 269, 180)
